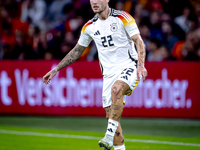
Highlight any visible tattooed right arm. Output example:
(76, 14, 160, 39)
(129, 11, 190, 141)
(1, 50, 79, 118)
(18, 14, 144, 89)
(56, 43, 86, 71)
(43, 43, 86, 84)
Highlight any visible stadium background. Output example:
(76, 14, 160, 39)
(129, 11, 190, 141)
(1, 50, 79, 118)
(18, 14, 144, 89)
(0, 0, 200, 150)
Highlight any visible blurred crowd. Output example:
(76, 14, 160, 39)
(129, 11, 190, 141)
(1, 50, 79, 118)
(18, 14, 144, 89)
(0, 0, 200, 61)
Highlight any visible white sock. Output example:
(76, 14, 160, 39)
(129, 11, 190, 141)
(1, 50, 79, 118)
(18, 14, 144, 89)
(114, 144, 126, 150)
(106, 119, 119, 137)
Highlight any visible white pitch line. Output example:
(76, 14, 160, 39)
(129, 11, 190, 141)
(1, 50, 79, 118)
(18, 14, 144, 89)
(0, 130, 200, 147)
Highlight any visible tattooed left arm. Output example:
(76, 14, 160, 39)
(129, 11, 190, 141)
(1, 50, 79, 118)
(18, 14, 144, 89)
(131, 34, 147, 82)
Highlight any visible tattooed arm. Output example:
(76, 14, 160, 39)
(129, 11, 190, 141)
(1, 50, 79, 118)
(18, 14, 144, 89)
(43, 43, 86, 84)
(56, 44, 86, 71)
(131, 34, 147, 82)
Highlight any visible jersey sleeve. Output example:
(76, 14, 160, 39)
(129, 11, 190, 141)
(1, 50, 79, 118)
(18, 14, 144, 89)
(78, 21, 93, 47)
(117, 11, 140, 37)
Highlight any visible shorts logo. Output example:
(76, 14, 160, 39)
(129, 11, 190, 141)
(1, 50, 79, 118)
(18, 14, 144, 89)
(103, 96, 107, 104)
(110, 23, 118, 32)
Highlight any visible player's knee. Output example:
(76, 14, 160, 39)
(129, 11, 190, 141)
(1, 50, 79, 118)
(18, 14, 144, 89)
(111, 86, 123, 98)
(111, 86, 124, 104)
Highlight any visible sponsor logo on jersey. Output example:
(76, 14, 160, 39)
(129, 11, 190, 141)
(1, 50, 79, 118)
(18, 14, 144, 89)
(94, 30, 100, 35)
(110, 23, 118, 32)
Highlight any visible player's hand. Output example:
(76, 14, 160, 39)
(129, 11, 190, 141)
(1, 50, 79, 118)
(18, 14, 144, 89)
(137, 66, 147, 82)
(43, 68, 58, 84)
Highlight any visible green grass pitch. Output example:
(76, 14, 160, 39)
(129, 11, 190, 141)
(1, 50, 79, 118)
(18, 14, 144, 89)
(0, 116, 200, 150)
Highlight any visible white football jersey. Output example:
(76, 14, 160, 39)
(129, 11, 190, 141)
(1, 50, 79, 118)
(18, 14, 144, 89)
(78, 8, 140, 77)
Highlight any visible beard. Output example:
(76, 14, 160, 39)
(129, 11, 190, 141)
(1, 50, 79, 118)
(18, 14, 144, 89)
(92, 4, 107, 14)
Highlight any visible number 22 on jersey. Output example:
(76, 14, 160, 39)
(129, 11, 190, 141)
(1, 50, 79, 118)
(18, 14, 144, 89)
(101, 35, 114, 47)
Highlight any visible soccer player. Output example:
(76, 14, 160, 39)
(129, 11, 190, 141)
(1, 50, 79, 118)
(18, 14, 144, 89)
(43, 0, 147, 149)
